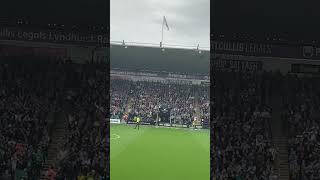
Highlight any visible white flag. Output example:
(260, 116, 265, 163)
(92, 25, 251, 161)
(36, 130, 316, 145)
(163, 16, 169, 31)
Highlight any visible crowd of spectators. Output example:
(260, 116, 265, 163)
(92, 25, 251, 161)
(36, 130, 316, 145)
(110, 79, 210, 126)
(130, 81, 196, 124)
(198, 86, 210, 123)
(210, 64, 320, 179)
(282, 75, 320, 180)
(110, 79, 132, 119)
(0, 58, 64, 179)
(0, 57, 109, 179)
(53, 64, 109, 179)
(211, 69, 275, 179)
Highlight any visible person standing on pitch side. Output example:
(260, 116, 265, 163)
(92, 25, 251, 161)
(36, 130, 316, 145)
(134, 116, 141, 130)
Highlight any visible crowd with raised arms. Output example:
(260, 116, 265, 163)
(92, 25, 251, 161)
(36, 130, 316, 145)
(282, 75, 320, 180)
(211, 69, 275, 179)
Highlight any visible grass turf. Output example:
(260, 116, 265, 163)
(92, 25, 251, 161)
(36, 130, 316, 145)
(110, 124, 210, 180)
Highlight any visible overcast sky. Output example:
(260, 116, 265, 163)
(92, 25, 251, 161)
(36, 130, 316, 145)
(110, 0, 210, 49)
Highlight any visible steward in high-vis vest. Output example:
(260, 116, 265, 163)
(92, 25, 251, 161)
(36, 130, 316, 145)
(134, 116, 141, 130)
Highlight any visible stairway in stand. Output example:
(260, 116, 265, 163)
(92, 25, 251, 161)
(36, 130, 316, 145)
(273, 136, 290, 180)
(123, 98, 133, 120)
(270, 94, 289, 180)
(194, 91, 201, 121)
(39, 111, 68, 180)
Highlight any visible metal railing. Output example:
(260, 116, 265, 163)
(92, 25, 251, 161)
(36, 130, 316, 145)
(110, 40, 210, 51)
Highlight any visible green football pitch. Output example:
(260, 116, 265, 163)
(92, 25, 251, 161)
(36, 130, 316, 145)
(110, 124, 210, 180)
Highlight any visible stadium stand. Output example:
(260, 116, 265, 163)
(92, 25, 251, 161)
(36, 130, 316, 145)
(110, 79, 132, 120)
(0, 3, 108, 176)
(282, 75, 320, 180)
(0, 56, 109, 180)
(110, 44, 209, 128)
(211, 53, 320, 179)
(211, 67, 275, 179)
(0, 58, 55, 180)
(110, 43, 210, 180)
(56, 66, 109, 180)
(110, 79, 209, 127)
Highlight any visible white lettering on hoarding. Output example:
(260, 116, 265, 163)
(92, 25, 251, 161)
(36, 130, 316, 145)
(0, 28, 107, 45)
(211, 41, 272, 55)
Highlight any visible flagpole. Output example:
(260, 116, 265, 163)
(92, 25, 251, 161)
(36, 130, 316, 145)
(161, 16, 164, 45)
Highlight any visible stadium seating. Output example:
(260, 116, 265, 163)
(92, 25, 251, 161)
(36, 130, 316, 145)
(211, 61, 320, 179)
(211, 69, 275, 179)
(282, 75, 320, 180)
(0, 57, 109, 180)
(110, 79, 209, 127)
(0, 58, 62, 179)
(56, 66, 109, 179)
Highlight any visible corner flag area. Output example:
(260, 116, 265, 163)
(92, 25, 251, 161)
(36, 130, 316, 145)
(110, 124, 210, 180)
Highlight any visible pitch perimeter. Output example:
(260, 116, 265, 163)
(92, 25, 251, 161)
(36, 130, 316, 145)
(110, 124, 210, 180)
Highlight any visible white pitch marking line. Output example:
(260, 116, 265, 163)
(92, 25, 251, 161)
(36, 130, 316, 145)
(111, 133, 120, 140)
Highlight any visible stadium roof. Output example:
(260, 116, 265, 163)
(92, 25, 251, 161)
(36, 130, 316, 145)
(110, 44, 209, 74)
